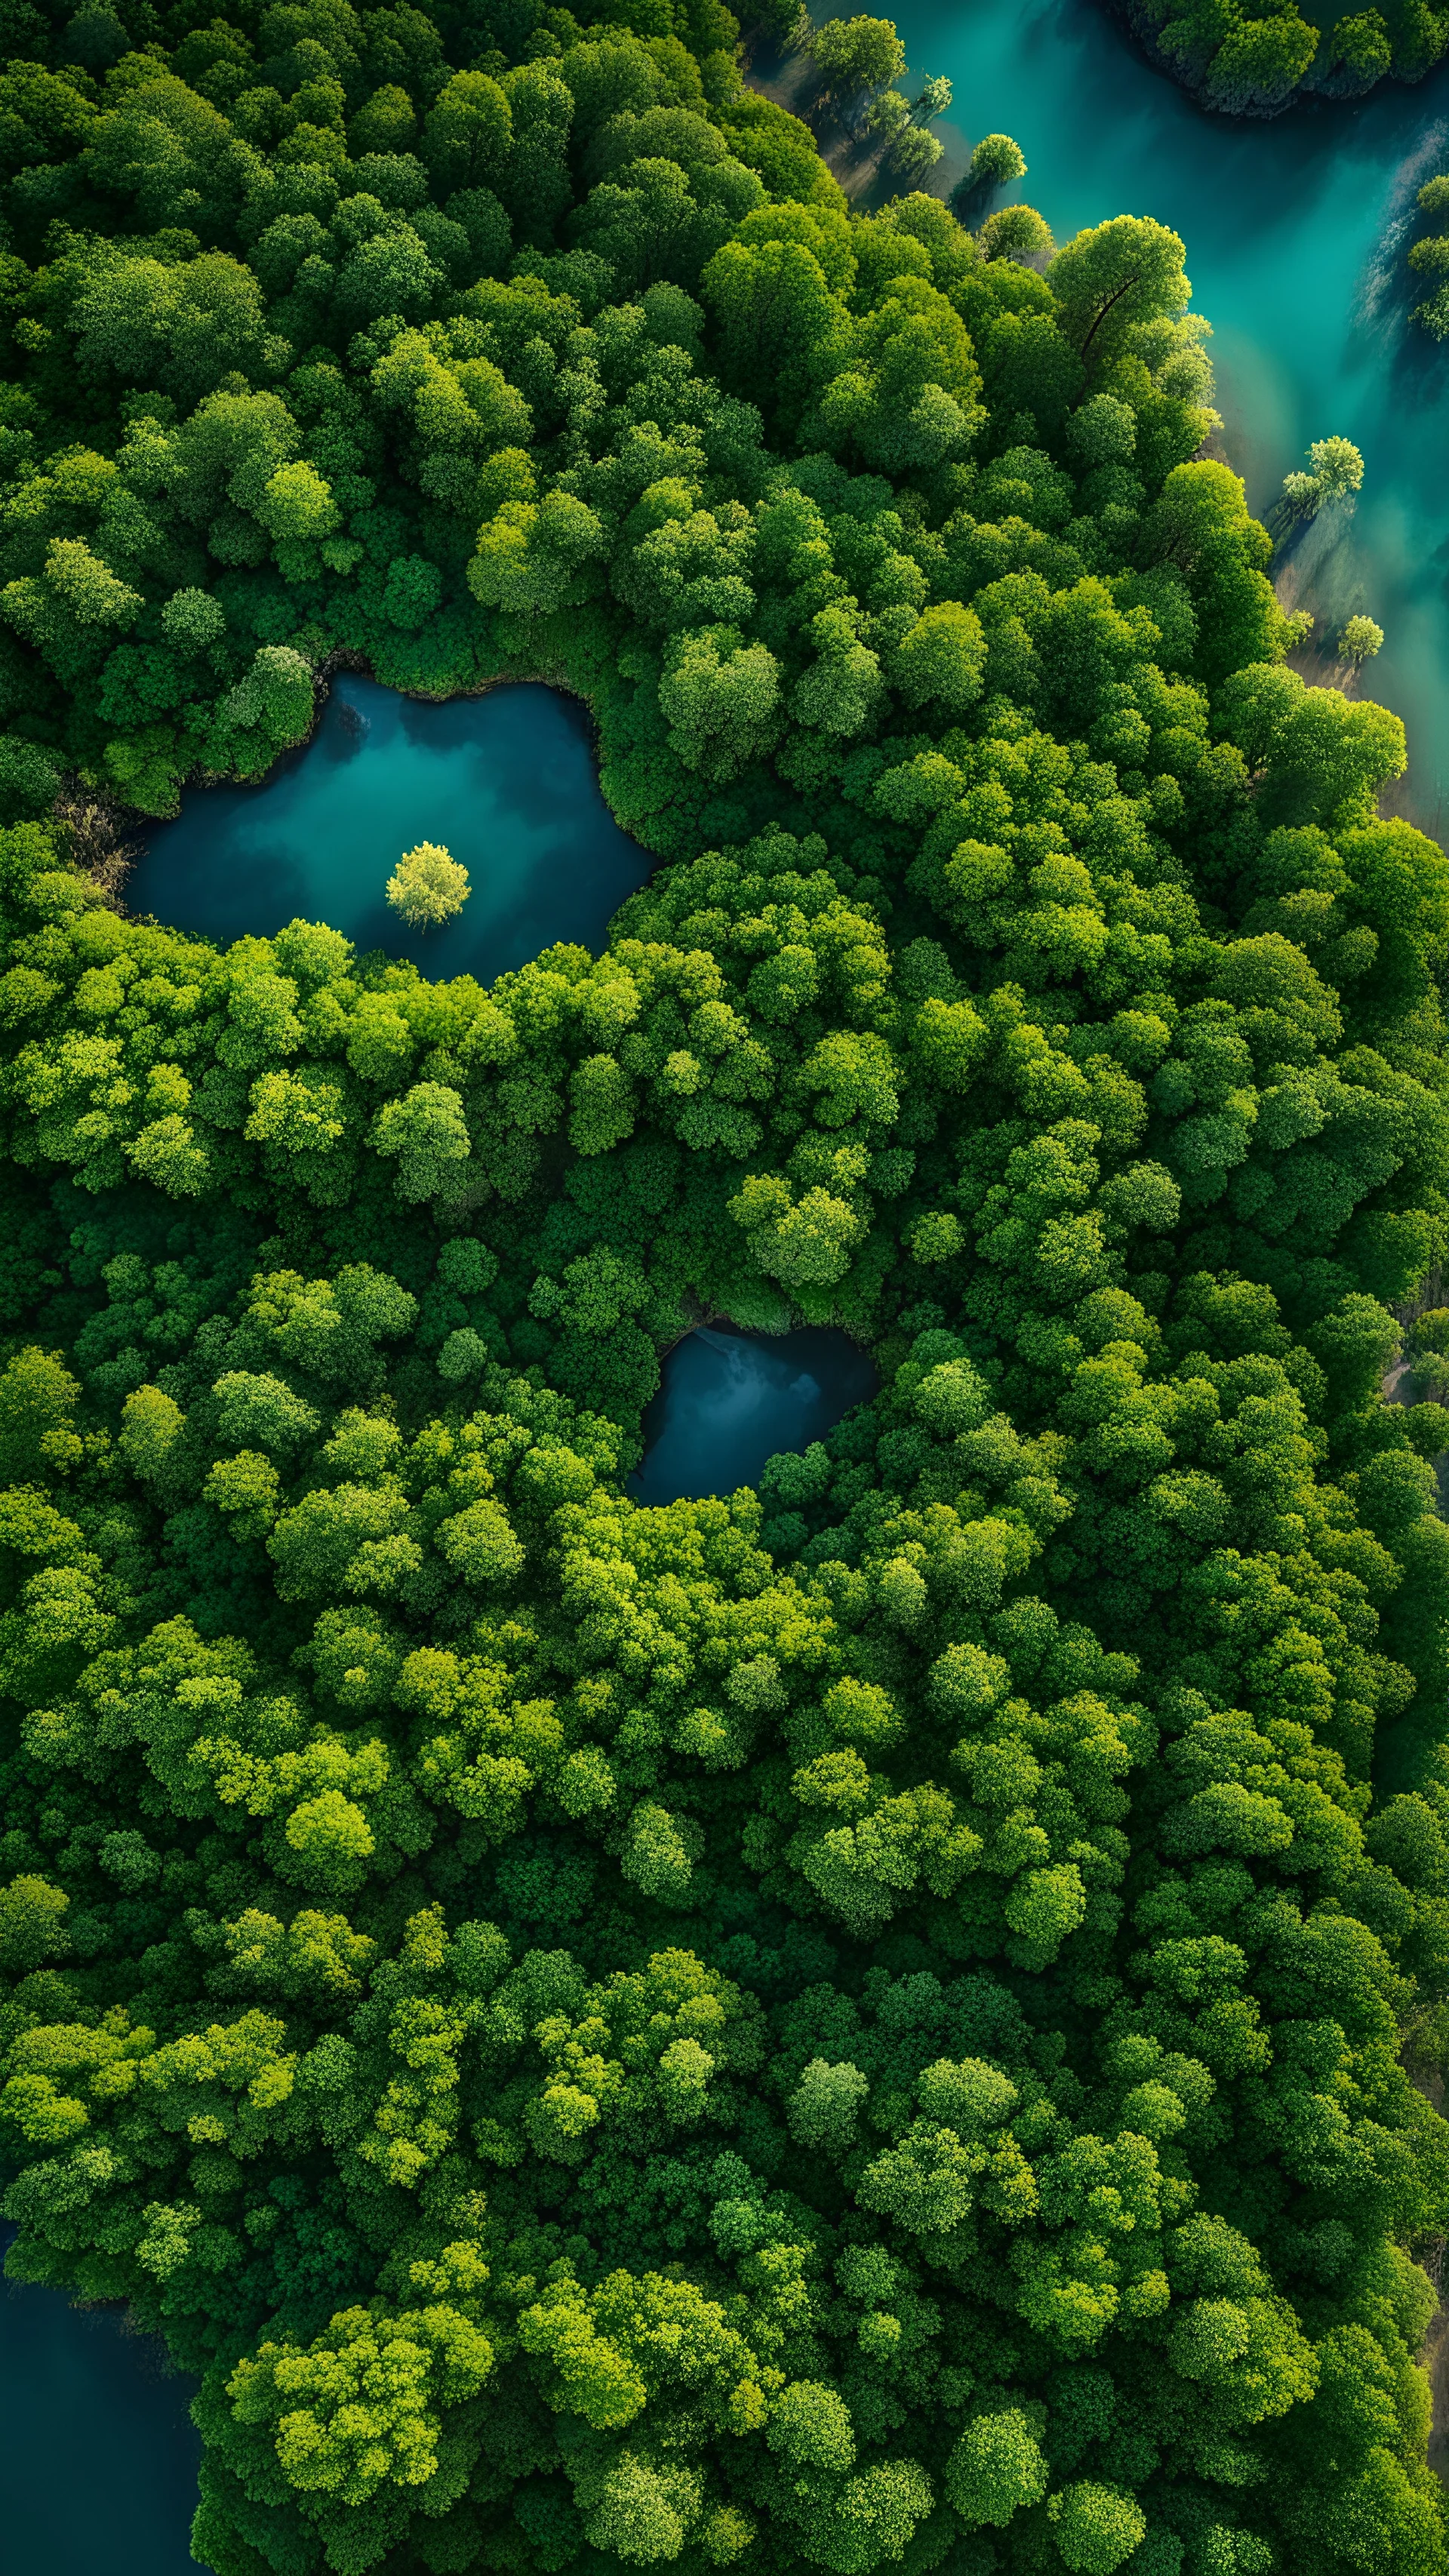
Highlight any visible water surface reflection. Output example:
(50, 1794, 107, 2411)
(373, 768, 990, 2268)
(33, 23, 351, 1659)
(891, 0, 1449, 829)
(631, 1325, 878, 1507)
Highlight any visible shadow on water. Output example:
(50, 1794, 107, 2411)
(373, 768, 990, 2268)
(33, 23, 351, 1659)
(629, 1325, 879, 1508)
(125, 676, 652, 980)
(0, 2225, 200, 2573)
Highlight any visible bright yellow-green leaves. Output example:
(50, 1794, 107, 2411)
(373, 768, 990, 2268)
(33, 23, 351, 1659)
(227, 2298, 494, 2510)
(945, 2407, 1048, 2528)
(0, 1870, 69, 1973)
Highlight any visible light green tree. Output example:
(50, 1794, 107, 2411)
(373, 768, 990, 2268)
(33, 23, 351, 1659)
(371, 1082, 472, 1200)
(968, 131, 1026, 187)
(1340, 614, 1384, 666)
(1277, 434, 1364, 526)
(980, 205, 1054, 263)
(944, 2408, 1048, 2528)
(386, 842, 471, 930)
(808, 15, 906, 122)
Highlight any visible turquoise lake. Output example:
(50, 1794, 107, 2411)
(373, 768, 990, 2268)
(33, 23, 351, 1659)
(125, 675, 652, 980)
(632, 1325, 879, 1503)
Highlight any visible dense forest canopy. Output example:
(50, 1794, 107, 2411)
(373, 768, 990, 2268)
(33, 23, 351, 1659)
(2, 6, 1449, 2576)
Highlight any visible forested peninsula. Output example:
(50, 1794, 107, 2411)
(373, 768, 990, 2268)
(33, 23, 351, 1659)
(2, 5, 1449, 2576)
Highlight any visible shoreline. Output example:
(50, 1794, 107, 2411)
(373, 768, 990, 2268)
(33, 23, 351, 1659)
(69, 646, 617, 937)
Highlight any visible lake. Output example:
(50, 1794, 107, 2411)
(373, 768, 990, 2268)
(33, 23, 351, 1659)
(125, 675, 652, 977)
(631, 1324, 880, 1505)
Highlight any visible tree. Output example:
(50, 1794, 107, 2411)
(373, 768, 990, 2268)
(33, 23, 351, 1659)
(868, 91, 943, 183)
(1207, 11, 1318, 109)
(207, 647, 315, 777)
(371, 1082, 472, 1199)
(891, 601, 987, 711)
(1340, 614, 1384, 666)
(223, 2300, 494, 2524)
(945, 2410, 1048, 2528)
(731, 1177, 865, 1288)
(350, 83, 417, 157)
(1048, 214, 1191, 365)
(1275, 435, 1365, 529)
(421, 69, 511, 194)
(1312, 433, 1366, 500)
(0, 1873, 69, 1973)
(966, 131, 1026, 188)
(788, 2056, 869, 2149)
(468, 492, 608, 618)
(1328, 10, 1393, 75)
(912, 74, 953, 120)
(161, 588, 226, 654)
(118, 1383, 186, 1479)
(2, 538, 142, 682)
(386, 842, 471, 929)
(212, 1371, 320, 1453)
(0, 1347, 82, 1483)
(1048, 2483, 1148, 2574)
(979, 205, 1054, 263)
(497, 61, 574, 248)
(255, 460, 340, 580)
(658, 624, 782, 779)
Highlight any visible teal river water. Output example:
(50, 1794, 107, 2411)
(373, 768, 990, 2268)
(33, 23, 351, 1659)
(15, 12, 1449, 2562)
(0, 2226, 201, 2570)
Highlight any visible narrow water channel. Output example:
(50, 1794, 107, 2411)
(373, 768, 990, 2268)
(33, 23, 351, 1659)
(892, 0, 1449, 830)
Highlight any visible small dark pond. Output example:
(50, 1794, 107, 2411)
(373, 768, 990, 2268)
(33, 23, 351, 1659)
(0, 1331, 878, 2562)
(630, 1325, 878, 1507)
(0, 2227, 201, 2571)
(126, 675, 651, 978)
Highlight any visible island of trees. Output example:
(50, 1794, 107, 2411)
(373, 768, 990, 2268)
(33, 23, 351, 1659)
(2, 5, 1449, 2576)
